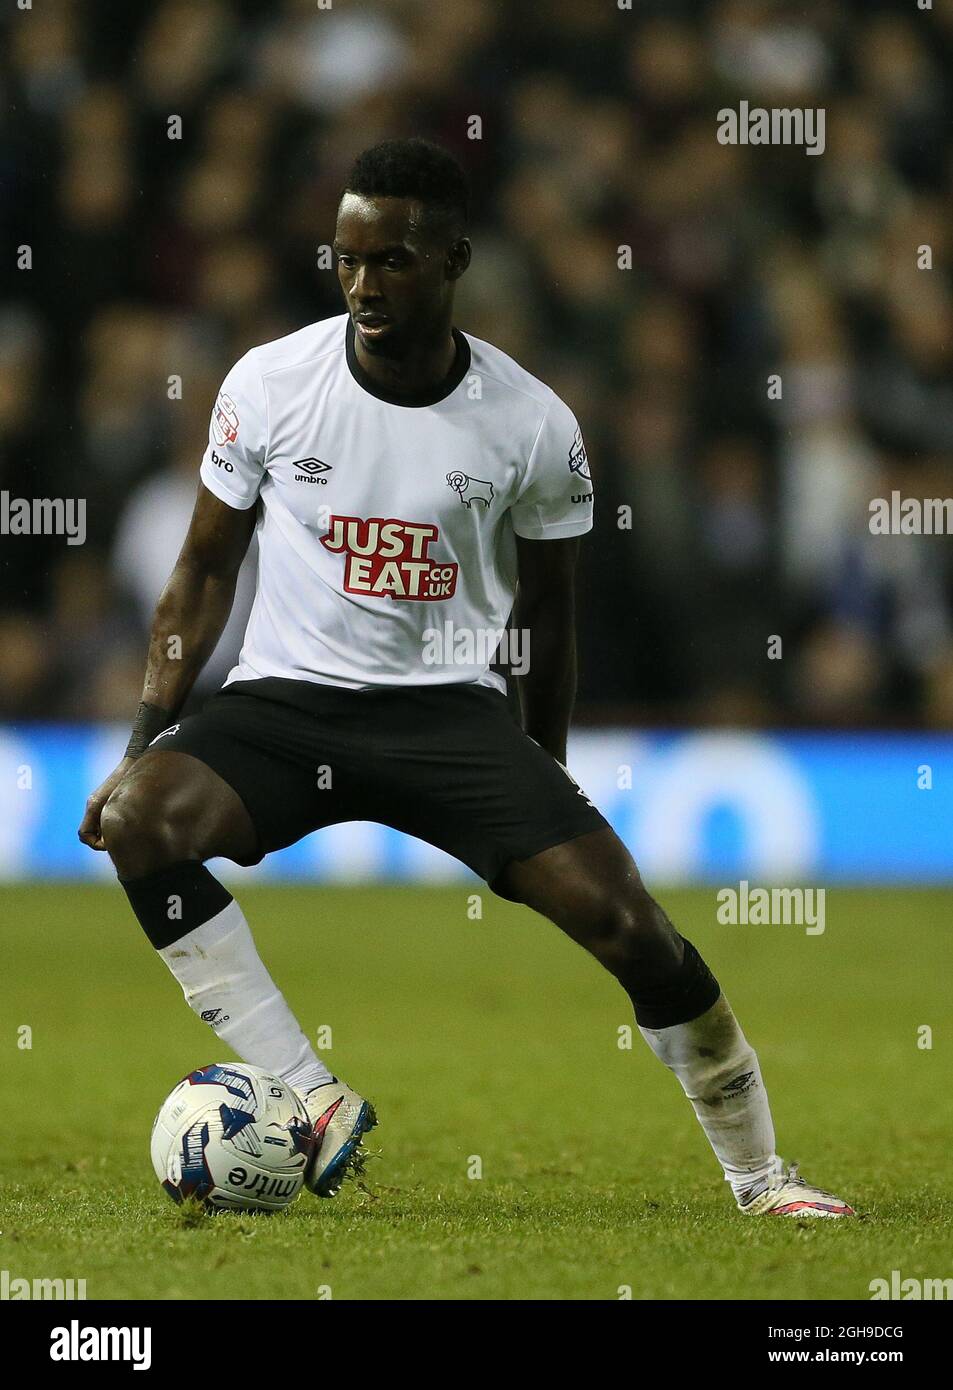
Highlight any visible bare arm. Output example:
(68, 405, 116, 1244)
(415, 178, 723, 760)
(79, 483, 256, 849)
(138, 483, 257, 716)
(513, 534, 580, 765)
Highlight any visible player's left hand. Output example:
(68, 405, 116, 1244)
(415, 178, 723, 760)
(78, 756, 136, 851)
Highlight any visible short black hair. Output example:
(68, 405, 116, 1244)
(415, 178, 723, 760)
(342, 138, 470, 237)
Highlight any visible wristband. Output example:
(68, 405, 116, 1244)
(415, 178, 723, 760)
(124, 702, 177, 759)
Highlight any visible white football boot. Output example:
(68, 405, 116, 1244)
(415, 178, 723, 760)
(299, 1079, 378, 1197)
(738, 1160, 855, 1218)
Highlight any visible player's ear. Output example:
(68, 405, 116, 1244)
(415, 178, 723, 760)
(446, 237, 471, 281)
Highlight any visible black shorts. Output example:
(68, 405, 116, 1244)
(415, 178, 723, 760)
(151, 677, 608, 886)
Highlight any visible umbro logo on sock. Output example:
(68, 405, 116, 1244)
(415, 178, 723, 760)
(722, 1071, 755, 1095)
(200, 1008, 230, 1026)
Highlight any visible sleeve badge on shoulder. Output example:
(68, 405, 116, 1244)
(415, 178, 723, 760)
(212, 392, 240, 446)
(568, 427, 590, 481)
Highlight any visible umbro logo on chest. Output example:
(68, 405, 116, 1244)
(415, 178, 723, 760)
(293, 458, 332, 484)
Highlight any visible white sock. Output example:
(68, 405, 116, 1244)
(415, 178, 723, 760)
(639, 994, 780, 1198)
(158, 898, 333, 1096)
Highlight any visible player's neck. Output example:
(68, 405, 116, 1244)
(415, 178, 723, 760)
(353, 327, 458, 400)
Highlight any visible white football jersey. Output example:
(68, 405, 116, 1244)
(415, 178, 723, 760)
(200, 313, 594, 692)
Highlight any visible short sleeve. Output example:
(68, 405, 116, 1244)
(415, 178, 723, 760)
(510, 394, 594, 540)
(199, 352, 268, 510)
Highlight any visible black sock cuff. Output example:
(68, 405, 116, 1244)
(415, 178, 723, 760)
(631, 936, 721, 1030)
(120, 862, 233, 950)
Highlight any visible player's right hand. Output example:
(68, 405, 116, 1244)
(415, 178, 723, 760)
(78, 757, 136, 851)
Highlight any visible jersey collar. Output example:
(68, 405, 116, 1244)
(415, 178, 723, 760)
(344, 317, 471, 407)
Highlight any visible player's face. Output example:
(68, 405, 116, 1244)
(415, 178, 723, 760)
(334, 193, 465, 355)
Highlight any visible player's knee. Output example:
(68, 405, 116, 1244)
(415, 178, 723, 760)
(586, 897, 643, 964)
(101, 783, 193, 878)
(584, 889, 680, 978)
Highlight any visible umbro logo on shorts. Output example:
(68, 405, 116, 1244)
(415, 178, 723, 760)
(556, 758, 596, 808)
(149, 724, 180, 745)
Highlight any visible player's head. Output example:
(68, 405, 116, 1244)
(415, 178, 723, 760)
(335, 138, 471, 355)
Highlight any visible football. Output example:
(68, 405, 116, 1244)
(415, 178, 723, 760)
(151, 1063, 312, 1212)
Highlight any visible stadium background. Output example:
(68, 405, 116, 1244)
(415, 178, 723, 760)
(3, 0, 953, 1309)
(2, 0, 952, 881)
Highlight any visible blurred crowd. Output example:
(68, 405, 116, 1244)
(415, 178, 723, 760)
(2, 0, 953, 727)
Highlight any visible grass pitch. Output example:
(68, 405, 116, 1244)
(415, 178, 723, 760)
(1, 883, 950, 1301)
